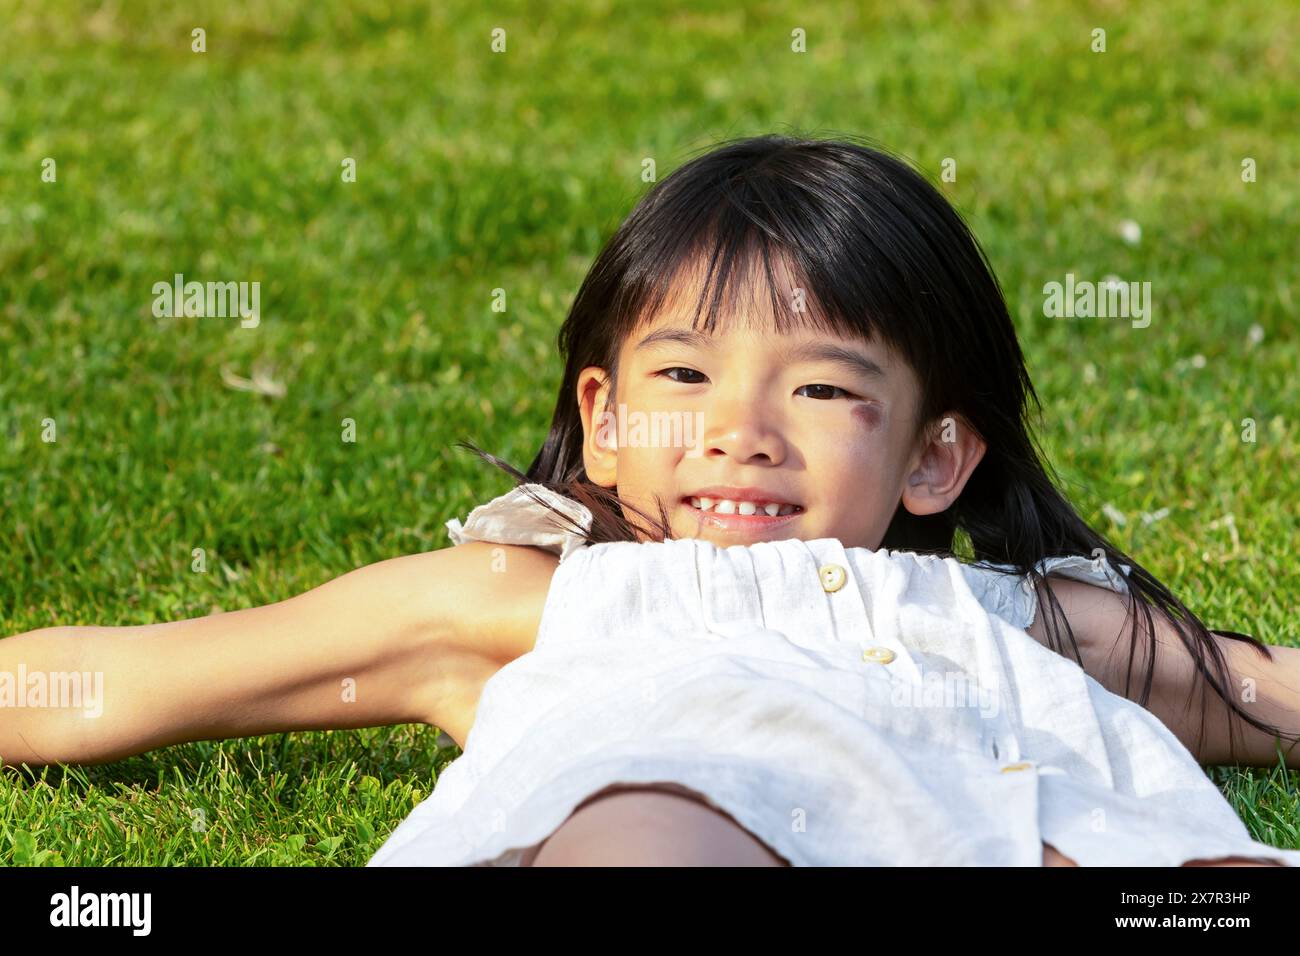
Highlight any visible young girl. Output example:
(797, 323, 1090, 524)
(3, 134, 1297, 867)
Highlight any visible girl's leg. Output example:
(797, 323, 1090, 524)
(1181, 855, 1284, 867)
(524, 795, 1284, 867)
(526, 783, 791, 867)
(1041, 842, 1284, 867)
(1042, 842, 1079, 866)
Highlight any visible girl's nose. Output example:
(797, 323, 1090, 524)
(698, 401, 787, 466)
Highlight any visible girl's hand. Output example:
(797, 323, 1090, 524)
(1027, 576, 1300, 768)
(0, 541, 559, 768)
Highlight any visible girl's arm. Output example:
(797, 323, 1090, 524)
(1027, 576, 1300, 768)
(0, 541, 557, 768)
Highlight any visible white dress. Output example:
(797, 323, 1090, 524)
(366, 482, 1300, 867)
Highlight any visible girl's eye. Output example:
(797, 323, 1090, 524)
(796, 384, 849, 400)
(656, 370, 851, 401)
(655, 367, 708, 384)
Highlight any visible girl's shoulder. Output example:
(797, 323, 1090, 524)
(444, 482, 593, 563)
(948, 552, 1133, 632)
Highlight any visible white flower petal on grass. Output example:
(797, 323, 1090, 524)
(1118, 219, 1142, 245)
(1140, 507, 1170, 525)
(1205, 513, 1240, 554)
(1101, 503, 1127, 526)
(220, 362, 286, 398)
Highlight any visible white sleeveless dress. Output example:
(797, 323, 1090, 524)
(366, 483, 1300, 867)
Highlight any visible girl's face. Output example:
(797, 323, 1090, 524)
(576, 281, 986, 551)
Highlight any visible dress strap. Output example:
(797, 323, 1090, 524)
(445, 482, 593, 562)
(1034, 553, 1132, 593)
(960, 552, 1133, 632)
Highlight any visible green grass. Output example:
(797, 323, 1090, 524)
(1, 0, 1297, 864)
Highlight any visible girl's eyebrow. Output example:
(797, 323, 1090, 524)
(787, 341, 888, 380)
(634, 327, 887, 380)
(634, 327, 721, 353)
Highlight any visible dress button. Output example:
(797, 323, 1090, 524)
(819, 563, 847, 592)
(1000, 761, 1033, 773)
(861, 646, 895, 664)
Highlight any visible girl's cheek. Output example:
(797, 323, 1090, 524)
(850, 402, 884, 431)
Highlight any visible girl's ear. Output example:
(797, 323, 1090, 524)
(899, 413, 986, 517)
(577, 366, 619, 488)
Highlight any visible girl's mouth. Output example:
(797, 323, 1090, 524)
(681, 496, 804, 532)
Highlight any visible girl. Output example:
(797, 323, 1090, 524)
(3, 134, 1298, 867)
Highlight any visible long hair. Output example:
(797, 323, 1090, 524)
(455, 132, 1293, 763)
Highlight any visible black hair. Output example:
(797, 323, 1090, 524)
(456, 131, 1296, 765)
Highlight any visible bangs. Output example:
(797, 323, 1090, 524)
(591, 135, 956, 391)
(625, 219, 870, 348)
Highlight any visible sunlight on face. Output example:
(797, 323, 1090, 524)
(579, 268, 928, 551)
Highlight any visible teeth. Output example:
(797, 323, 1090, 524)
(687, 497, 800, 517)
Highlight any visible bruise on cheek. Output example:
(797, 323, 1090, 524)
(851, 402, 884, 430)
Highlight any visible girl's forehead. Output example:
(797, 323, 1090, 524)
(630, 246, 836, 335)
(627, 310, 894, 364)
(622, 250, 906, 368)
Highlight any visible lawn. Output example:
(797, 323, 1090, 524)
(1, 0, 1297, 864)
